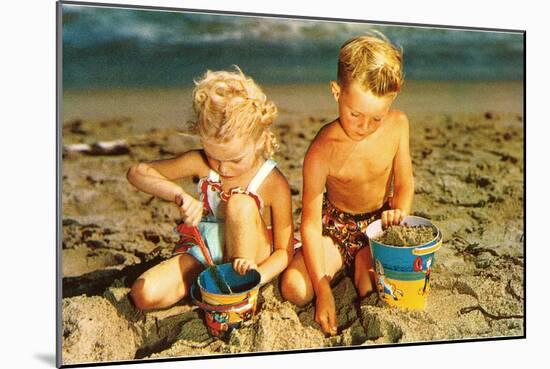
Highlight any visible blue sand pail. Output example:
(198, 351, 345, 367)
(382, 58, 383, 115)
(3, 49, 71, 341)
(366, 216, 442, 310)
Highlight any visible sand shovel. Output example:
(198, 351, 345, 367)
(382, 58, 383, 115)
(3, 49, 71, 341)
(189, 226, 233, 294)
(175, 195, 232, 294)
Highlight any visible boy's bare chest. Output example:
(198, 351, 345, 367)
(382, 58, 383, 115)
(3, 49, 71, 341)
(328, 139, 396, 185)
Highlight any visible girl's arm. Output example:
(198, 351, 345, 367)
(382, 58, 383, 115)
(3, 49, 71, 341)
(127, 150, 209, 226)
(126, 150, 207, 202)
(256, 170, 294, 285)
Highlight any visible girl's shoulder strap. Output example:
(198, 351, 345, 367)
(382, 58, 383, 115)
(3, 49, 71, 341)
(197, 169, 220, 194)
(247, 159, 277, 193)
(208, 169, 220, 182)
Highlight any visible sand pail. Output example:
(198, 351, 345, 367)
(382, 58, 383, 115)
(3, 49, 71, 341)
(365, 216, 442, 310)
(192, 263, 261, 338)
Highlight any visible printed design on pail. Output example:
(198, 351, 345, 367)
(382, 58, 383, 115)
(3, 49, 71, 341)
(366, 216, 443, 311)
(191, 263, 261, 339)
(375, 260, 404, 301)
(205, 311, 230, 338)
(418, 257, 432, 296)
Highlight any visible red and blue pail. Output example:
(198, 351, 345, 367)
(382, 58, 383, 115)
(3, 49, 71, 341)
(191, 263, 261, 338)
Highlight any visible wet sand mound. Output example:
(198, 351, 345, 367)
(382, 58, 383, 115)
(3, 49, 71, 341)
(62, 295, 140, 365)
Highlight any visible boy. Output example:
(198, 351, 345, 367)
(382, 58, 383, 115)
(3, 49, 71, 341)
(280, 33, 414, 335)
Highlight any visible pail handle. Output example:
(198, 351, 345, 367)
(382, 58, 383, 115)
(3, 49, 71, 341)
(412, 240, 442, 256)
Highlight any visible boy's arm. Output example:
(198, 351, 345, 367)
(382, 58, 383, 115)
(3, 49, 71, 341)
(301, 144, 337, 335)
(300, 144, 329, 292)
(389, 113, 414, 217)
(256, 171, 294, 285)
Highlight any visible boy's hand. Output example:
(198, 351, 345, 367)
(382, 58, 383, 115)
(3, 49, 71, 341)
(381, 209, 406, 229)
(175, 193, 203, 227)
(315, 279, 337, 336)
(232, 258, 258, 276)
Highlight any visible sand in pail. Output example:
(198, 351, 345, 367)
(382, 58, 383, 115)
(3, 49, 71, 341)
(365, 216, 442, 310)
(191, 263, 261, 338)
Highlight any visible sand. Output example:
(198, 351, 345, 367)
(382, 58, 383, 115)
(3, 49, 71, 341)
(60, 81, 524, 365)
(375, 225, 437, 247)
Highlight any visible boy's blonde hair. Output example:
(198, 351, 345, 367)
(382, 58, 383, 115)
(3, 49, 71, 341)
(337, 31, 404, 96)
(192, 67, 279, 159)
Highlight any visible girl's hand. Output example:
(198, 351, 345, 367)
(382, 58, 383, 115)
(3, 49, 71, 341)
(232, 258, 258, 276)
(175, 193, 203, 227)
(381, 209, 406, 229)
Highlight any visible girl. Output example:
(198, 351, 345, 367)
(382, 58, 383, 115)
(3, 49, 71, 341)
(127, 67, 294, 311)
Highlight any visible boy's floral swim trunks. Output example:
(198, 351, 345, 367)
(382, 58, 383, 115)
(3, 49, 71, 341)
(321, 194, 390, 268)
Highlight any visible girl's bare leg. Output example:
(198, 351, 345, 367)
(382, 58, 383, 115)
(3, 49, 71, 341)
(224, 194, 271, 264)
(130, 253, 203, 311)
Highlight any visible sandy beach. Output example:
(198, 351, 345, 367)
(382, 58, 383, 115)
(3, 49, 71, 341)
(60, 81, 524, 365)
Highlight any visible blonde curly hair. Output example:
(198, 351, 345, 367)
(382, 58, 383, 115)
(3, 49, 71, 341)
(191, 66, 279, 159)
(337, 31, 404, 96)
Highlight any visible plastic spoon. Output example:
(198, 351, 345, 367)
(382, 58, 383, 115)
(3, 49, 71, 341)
(188, 225, 233, 294)
(175, 195, 232, 294)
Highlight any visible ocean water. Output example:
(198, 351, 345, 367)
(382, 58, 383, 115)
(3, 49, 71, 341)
(61, 4, 524, 89)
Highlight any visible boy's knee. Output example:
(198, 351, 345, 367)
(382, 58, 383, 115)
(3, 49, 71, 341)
(130, 278, 158, 311)
(355, 246, 373, 267)
(280, 269, 312, 307)
(225, 194, 258, 219)
(356, 276, 375, 298)
(354, 248, 376, 297)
